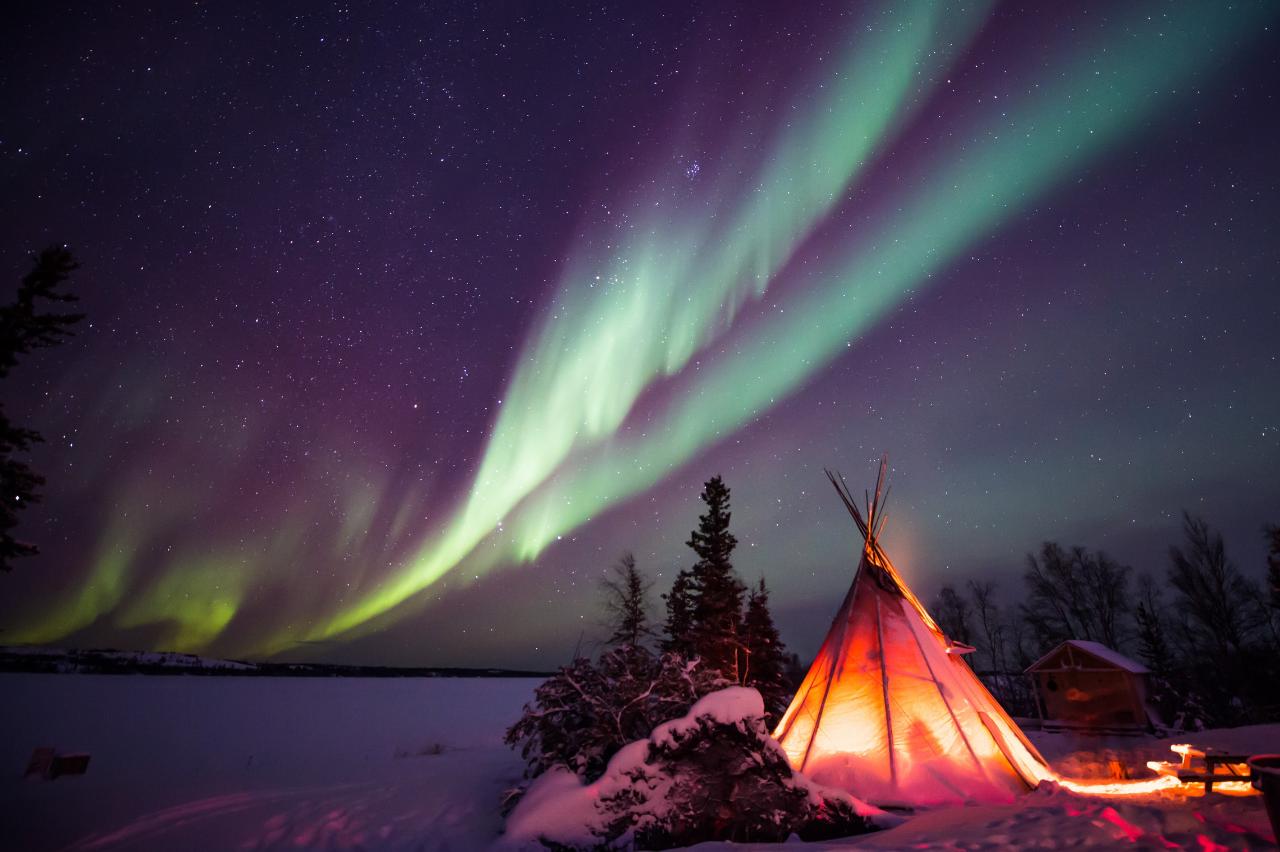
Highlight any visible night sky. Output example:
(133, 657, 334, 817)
(2, 1, 1278, 668)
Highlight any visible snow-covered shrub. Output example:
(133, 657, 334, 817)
(502, 687, 883, 851)
(505, 646, 729, 783)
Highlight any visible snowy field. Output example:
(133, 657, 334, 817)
(1, 674, 539, 851)
(1, 674, 1276, 851)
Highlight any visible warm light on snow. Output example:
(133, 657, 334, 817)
(1053, 774, 1184, 796)
(1049, 742, 1260, 798)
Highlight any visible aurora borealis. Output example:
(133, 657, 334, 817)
(2, 1, 1278, 667)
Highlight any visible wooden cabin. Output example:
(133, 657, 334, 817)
(1025, 640, 1156, 734)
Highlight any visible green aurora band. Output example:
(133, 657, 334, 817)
(286, 0, 993, 648)
(503, 0, 1278, 558)
(283, 1, 1275, 652)
(12, 1, 1273, 656)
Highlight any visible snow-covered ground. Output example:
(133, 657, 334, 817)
(1, 674, 1276, 850)
(0, 674, 539, 851)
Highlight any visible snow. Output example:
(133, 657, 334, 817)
(1031, 723, 1280, 782)
(650, 685, 764, 747)
(501, 699, 697, 849)
(690, 726, 1280, 851)
(683, 784, 1277, 851)
(502, 685, 890, 849)
(0, 673, 539, 851)
(501, 765, 603, 849)
(2, 673, 1276, 850)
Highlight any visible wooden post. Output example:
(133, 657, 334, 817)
(877, 594, 897, 789)
(1031, 672, 1046, 726)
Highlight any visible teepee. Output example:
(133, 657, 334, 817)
(773, 461, 1052, 807)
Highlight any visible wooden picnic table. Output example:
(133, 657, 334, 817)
(1169, 745, 1252, 793)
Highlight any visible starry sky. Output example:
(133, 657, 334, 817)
(2, 1, 1278, 668)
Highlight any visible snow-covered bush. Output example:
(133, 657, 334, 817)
(502, 687, 884, 851)
(505, 646, 729, 783)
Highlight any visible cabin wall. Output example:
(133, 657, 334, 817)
(1035, 669, 1144, 728)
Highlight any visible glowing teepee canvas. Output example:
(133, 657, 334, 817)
(773, 461, 1052, 807)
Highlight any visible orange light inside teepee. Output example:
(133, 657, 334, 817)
(773, 465, 1056, 807)
(774, 464, 1259, 806)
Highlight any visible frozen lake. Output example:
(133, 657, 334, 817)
(0, 674, 539, 851)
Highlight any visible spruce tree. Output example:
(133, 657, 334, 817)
(601, 552, 652, 648)
(743, 578, 789, 718)
(662, 567, 696, 656)
(1134, 599, 1170, 674)
(1, 247, 84, 572)
(1131, 575, 1179, 728)
(686, 475, 746, 681)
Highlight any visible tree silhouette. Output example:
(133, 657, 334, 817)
(601, 552, 653, 649)
(742, 578, 788, 718)
(661, 567, 696, 657)
(1021, 542, 1130, 649)
(1133, 574, 1171, 675)
(932, 585, 973, 646)
(686, 475, 746, 681)
(1167, 512, 1257, 656)
(1, 247, 83, 572)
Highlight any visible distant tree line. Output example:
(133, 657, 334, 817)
(931, 512, 1280, 727)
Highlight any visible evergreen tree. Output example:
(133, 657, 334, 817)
(1133, 575, 1171, 674)
(1132, 574, 1186, 729)
(742, 578, 789, 718)
(594, 689, 873, 848)
(686, 475, 746, 681)
(601, 552, 652, 648)
(781, 651, 807, 692)
(504, 647, 728, 783)
(508, 557, 733, 788)
(1, 247, 84, 572)
(662, 567, 696, 656)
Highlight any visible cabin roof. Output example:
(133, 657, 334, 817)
(1024, 639, 1149, 674)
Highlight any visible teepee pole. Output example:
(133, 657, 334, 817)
(825, 469, 869, 539)
(875, 594, 897, 789)
(796, 570, 858, 772)
(904, 608, 986, 777)
(872, 455, 888, 519)
(774, 461, 1054, 805)
(796, 639, 838, 773)
(775, 575, 850, 745)
(875, 485, 892, 540)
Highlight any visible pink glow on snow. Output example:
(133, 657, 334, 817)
(1098, 806, 1144, 842)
